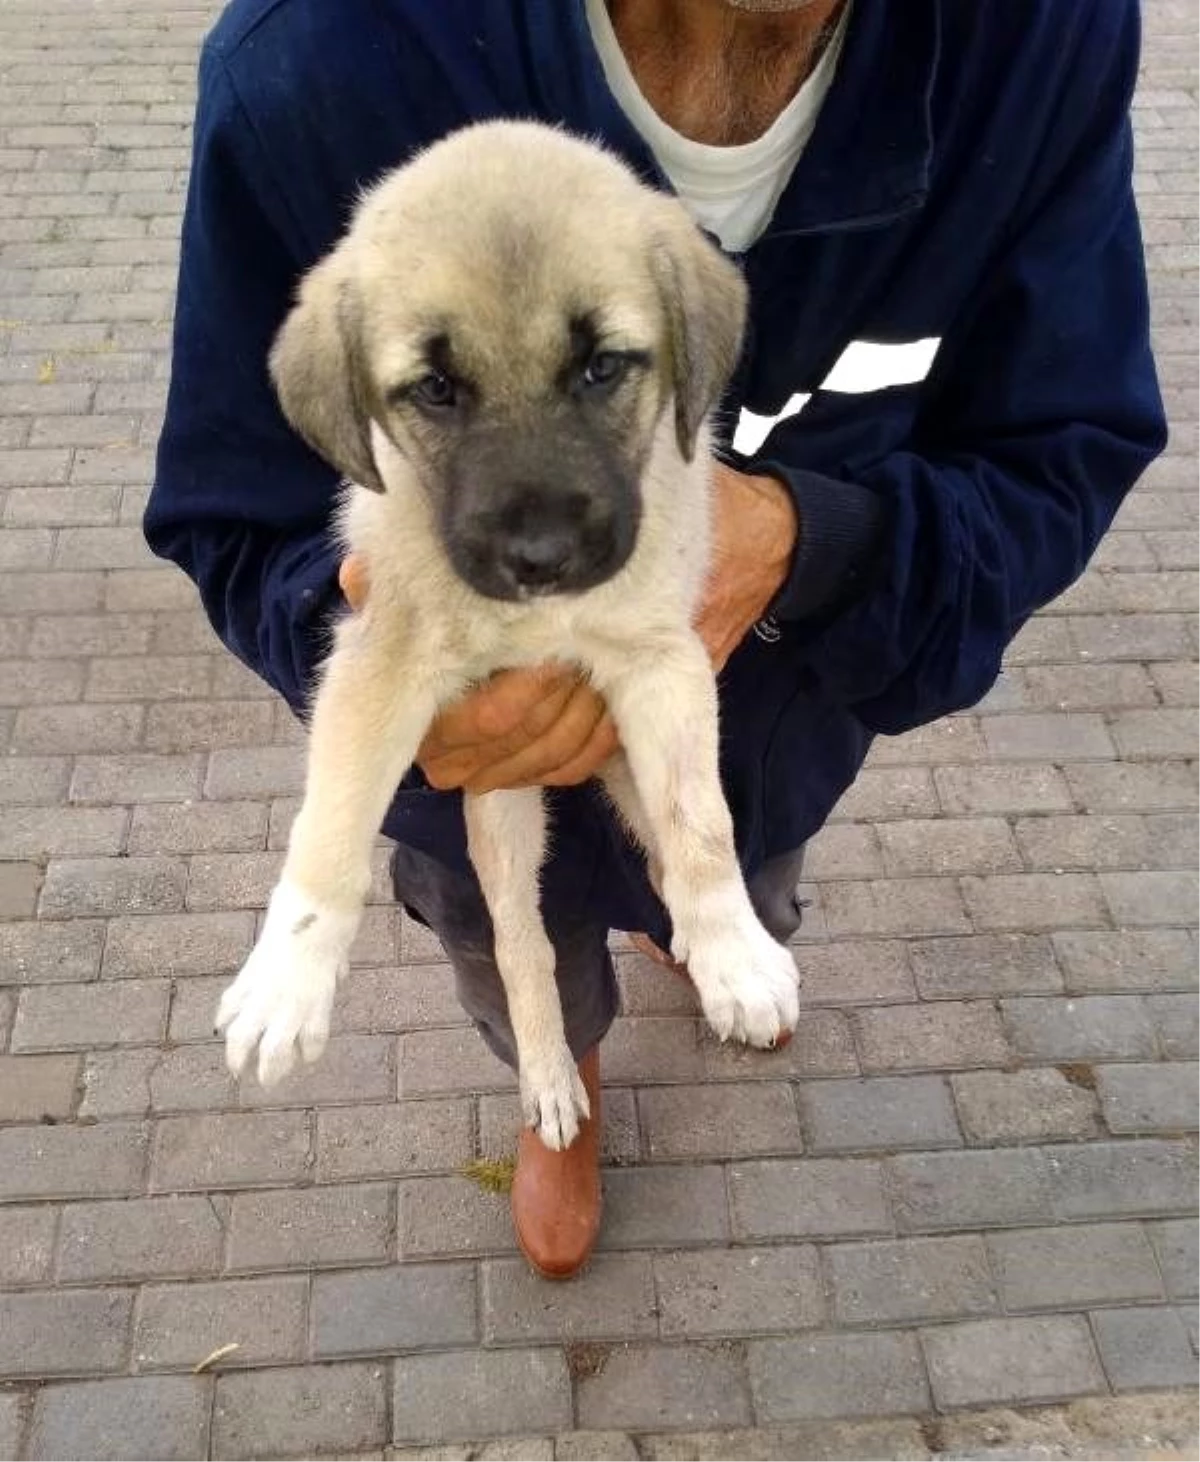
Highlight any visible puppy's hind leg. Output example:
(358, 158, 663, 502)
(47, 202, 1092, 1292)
(465, 787, 589, 1151)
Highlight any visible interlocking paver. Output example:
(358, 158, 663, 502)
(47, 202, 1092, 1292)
(987, 1223, 1164, 1312)
(922, 1316, 1105, 1408)
(0, 0, 1195, 1453)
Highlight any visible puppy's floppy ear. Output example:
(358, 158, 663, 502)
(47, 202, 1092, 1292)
(268, 252, 386, 493)
(652, 210, 748, 462)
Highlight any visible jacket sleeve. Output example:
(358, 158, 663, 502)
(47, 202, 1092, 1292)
(754, 2, 1166, 736)
(145, 44, 344, 718)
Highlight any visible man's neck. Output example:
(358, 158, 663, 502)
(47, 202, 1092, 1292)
(606, 0, 847, 146)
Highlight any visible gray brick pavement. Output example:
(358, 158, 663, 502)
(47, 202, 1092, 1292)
(0, 0, 1195, 1454)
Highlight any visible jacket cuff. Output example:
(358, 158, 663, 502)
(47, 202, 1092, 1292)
(760, 463, 890, 622)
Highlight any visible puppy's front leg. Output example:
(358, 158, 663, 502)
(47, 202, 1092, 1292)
(600, 637, 799, 1048)
(465, 788, 589, 1150)
(218, 634, 440, 1086)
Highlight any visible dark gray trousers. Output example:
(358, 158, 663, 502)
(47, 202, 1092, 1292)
(391, 841, 807, 1067)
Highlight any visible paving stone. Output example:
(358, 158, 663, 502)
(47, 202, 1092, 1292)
(1095, 1061, 1199, 1132)
(69, 751, 202, 803)
(654, 1245, 825, 1338)
(336, 961, 461, 1031)
(1146, 1217, 1199, 1299)
(185, 850, 284, 911)
(908, 932, 1062, 998)
(922, 1316, 1104, 1408)
(25, 1375, 212, 1461)
(789, 940, 916, 1006)
(802, 822, 884, 879)
(39, 855, 184, 916)
(798, 1075, 961, 1153)
(135, 1276, 308, 1371)
(237, 1033, 394, 1109)
(316, 1099, 473, 1181)
(728, 1158, 890, 1241)
(1045, 1138, 1198, 1219)
(1003, 995, 1158, 1060)
(821, 877, 970, 937)
(0, 804, 128, 859)
(951, 1067, 1101, 1145)
(1100, 869, 1200, 925)
(397, 1174, 516, 1259)
(127, 799, 266, 854)
(1064, 760, 1198, 814)
(397, 1026, 515, 1095)
(151, 1110, 310, 1192)
(0, 755, 71, 807)
(889, 1148, 1053, 1232)
(1013, 813, 1161, 872)
(749, 1332, 929, 1421)
(635, 1419, 931, 1461)
(980, 712, 1114, 760)
(877, 817, 1021, 876)
(13, 702, 143, 754)
(576, 1343, 752, 1432)
(0, 1119, 148, 1200)
(393, 1350, 571, 1443)
(555, 1433, 640, 1461)
(483, 1252, 658, 1343)
(1091, 1305, 1199, 1390)
(988, 1223, 1164, 1311)
(827, 1236, 996, 1326)
(1053, 929, 1197, 993)
(228, 1183, 392, 1271)
(0, 1204, 56, 1284)
(0, 1288, 132, 1378)
(600, 1015, 706, 1084)
(0, 1391, 25, 1462)
(598, 1165, 730, 1249)
(102, 910, 255, 978)
(699, 1009, 857, 1081)
(214, 1364, 387, 1459)
(13, 978, 167, 1051)
(934, 763, 1075, 815)
(640, 1082, 800, 1161)
(58, 1195, 225, 1282)
(961, 872, 1108, 931)
(853, 1001, 1009, 1072)
(0, 1051, 79, 1119)
(313, 1263, 476, 1357)
(0, 861, 41, 917)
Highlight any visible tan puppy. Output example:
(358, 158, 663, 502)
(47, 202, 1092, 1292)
(217, 121, 800, 1147)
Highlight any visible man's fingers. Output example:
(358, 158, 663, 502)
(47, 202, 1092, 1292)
(339, 555, 369, 612)
(465, 679, 609, 794)
(536, 713, 620, 787)
(423, 666, 574, 758)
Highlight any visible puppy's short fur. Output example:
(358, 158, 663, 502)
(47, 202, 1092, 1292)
(218, 122, 800, 1146)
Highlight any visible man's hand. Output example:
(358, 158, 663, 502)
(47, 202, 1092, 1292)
(694, 463, 798, 669)
(335, 465, 795, 792)
(338, 555, 617, 793)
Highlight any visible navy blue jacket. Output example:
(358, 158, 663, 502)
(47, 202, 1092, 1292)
(147, 0, 1166, 943)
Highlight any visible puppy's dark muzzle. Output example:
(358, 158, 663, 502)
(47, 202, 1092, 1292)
(453, 486, 636, 601)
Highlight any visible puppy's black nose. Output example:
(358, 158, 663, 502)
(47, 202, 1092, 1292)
(499, 528, 575, 590)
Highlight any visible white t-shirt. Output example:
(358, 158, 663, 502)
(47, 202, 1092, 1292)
(585, 0, 850, 251)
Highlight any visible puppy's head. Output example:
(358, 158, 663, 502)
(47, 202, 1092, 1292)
(270, 121, 747, 601)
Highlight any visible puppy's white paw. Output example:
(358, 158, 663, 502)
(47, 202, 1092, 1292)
(519, 1044, 591, 1151)
(684, 914, 800, 1049)
(216, 881, 356, 1087)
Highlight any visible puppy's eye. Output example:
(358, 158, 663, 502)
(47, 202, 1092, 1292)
(409, 371, 457, 409)
(581, 352, 627, 389)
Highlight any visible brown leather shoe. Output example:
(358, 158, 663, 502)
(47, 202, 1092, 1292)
(628, 932, 793, 1049)
(511, 1045, 602, 1280)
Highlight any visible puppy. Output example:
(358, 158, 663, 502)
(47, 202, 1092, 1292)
(217, 121, 800, 1148)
